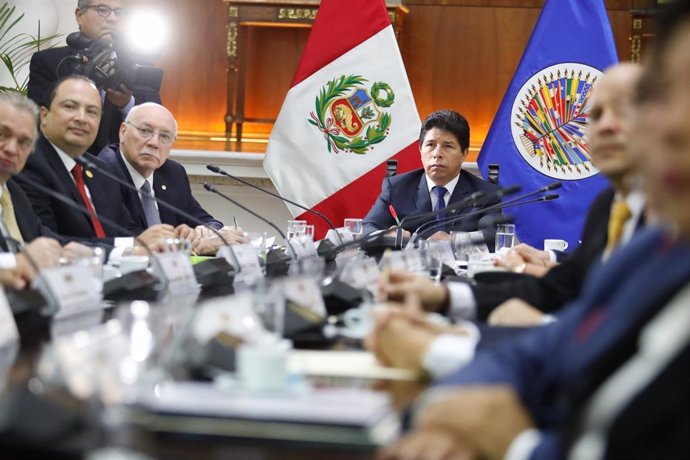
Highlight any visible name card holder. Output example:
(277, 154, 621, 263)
(326, 228, 354, 245)
(156, 252, 198, 294)
(0, 289, 19, 347)
(37, 266, 103, 319)
(289, 236, 319, 259)
(219, 244, 263, 287)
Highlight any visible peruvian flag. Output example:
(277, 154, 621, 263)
(263, 0, 421, 238)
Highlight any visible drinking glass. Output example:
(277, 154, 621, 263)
(344, 218, 364, 239)
(286, 220, 307, 240)
(495, 224, 516, 255)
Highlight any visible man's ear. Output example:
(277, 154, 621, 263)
(462, 148, 469, 160)
(39, 106, 48, 129)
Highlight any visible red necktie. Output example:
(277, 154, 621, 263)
(71, 164, 106, 238)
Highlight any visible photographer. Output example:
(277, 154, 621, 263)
(27, 0, 162, 155)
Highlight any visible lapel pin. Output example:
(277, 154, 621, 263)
(85, 170, 94, 179)
(161, 184, 167, 191)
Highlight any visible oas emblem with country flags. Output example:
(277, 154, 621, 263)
(308, 75, 394, 154)
(511, 63, 603, 181)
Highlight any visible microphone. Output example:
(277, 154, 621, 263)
(414, 193, 561, 242)
(76, 157, 230, 248)
(203, 182, 297, 261)
(15, 174, 170, 299)
(207, 164, 343, 244)
(408, 183, 560, 246)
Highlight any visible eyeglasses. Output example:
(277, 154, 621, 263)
(126, 122, 175, 146)
(81, 4, 129, 18)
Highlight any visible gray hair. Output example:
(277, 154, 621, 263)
(125, 103, 179, 137)
(0, 92, 40, 149)
(77, 0, 90, 9)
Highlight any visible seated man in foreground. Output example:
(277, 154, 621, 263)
(98, 102, 246, 255)
(378, 4, 690, 458)
(362, 110, 502, 244)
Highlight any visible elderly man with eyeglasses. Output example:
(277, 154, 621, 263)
(98, 103, 247, 254)
(27, 0, 162, 155)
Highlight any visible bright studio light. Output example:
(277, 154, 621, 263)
(124, 9, 169, 56)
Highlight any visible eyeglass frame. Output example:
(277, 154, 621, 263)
(125, 121, 176, 146)
(80, 4, 129, 18)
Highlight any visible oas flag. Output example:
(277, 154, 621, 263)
(263, 0, 421, 238)
(478, 0, 618, 249)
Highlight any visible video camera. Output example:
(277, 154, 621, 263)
(59, 32, 163, 94)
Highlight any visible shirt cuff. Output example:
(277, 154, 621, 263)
(422, 322, 480, 379)
(447, 282, 477, 320)
(541, 314, 557, 325)
(108, 238, 135, 264)
(504, 428, 542, 460)
(0, 253, 17, 269)
(119, 95, 135, 116)
(546, 249, 557, 263)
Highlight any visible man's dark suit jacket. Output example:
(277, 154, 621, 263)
(471, 188, 621, 320)
(0, 179, 66, 251)
(14, 136, 143, 244)
(98, 144, 223, 230)
(362, 168, 502, 238)
(27, 47, 162, 155)
(439, 228, 690, 459)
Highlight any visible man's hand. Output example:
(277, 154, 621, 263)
(60, 242, 99, 262)
(0, 253, 35, 290)
(365, 299, 469, 372)
(105, 85, 133, 109)
(137, 224, 177, 252)
(192, 226, 247, 255)
(384, 226, 411, 238)
(379, 385, 534, 460)
(488, 298, 545, 326)
(24, 237, 62, 268)
(175, 224, 196, 242)
(379, 270, 448, 312)
(494, 245, 556, 277)
(427, 231, 451, 241)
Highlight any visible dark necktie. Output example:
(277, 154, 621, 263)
(433, 186, 448, 221)
(71, 164, 106, 238)
(140, 181, 161, 226)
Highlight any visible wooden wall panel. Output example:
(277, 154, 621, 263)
(146, 0, 643, 150)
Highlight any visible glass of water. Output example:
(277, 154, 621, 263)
(286, 220, 307, 240)
(495, 224, 516, 255)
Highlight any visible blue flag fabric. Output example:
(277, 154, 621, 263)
(478, 0, 617, 250)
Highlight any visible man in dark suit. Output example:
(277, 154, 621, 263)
(27, 0, 161, 154)
(98, 102, 245, 254)
(374, 64, 646, 332)
(377, 3, 690, 458)
(362, 110, 502, 241)
(16, 75, 176, 254)
(0, 93, 74, 289)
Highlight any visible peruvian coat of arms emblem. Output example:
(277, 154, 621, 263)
(308, 75, 395, 154)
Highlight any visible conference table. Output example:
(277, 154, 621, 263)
(1, 282, 426, 459)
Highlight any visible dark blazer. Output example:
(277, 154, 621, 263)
(14, 136, 143, 244)
(0, 179, 66, 251)
(471, 188, 619, 319)
(362, 168, 503, 237)
(98, 144, 223, 230)
(439, 228, 690, 459)
(27, 46, 162, 155)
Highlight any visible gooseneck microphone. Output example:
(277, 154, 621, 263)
(407, 182, 561, 246)
(206, 164, 343, 245)
(411, 193, 561, 245)
(203, 182, 297, 260)
(76, 157, 230, 248)
(15, 174, 170, 295)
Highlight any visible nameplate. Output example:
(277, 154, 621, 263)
(288, 236, 318, 259)
(282, 276, 327, 318)
(193, 292, 266, 343)
(339, 257, 381, 296)
(220, 244, 263, 286)
(326, 228, 354, 245)
(453, 231, 490, 262)
(156, 252, 198, 293)
(0, 289, 18, 347)
(38, 266, 103, 319)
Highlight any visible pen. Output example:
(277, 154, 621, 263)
(233, 216, 239, 229)
(388, 204, 401, 226)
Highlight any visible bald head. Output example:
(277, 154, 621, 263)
(587, 63, 643, 191)
(119, 103, 177, 177)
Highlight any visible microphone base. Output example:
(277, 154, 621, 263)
(103, 270, 162, 302)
